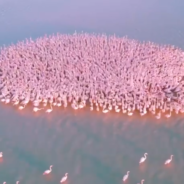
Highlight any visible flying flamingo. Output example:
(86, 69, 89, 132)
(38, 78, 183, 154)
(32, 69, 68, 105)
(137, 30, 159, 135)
(139, 153, 148, 164)
(0, 152, 3, 158)
(46, 104, 53, 113)
(137, 179, 144, 184)
(43, 165, 53, 175)
(122, 171, 130, 182)
(165, 155, 173, 165)
(33, 107, 43, 112)
(60, 173, 68, 183)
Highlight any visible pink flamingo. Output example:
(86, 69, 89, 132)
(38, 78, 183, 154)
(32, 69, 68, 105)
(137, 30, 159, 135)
(33, 107, 43, 112)
(122, 171, 130, 182)
(46, 104, 53, 113)
(139, 153, 148, 164)
(60, 173, 68, 183)
(13, 100, 19, 105)
(165, 155, 173, 165)
(43, 165, 53, 175)
(18, 104, 25, 110)
(137, 179, 144, 184)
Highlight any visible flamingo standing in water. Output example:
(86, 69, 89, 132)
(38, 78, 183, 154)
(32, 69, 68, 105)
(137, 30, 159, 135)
(60, 173, 68, 183)
(165, 155, 173, 165)
(137, 179, 144, 184)
(18, 104, 25, 110)
(122, 171, 130, 182)
(46, 104, 53, 113)
(13, 100, 19, 105)
(5, 98, 10, 104)
(43, 165, 53, 175)
(33, 107, 43, 112)
(139, 153, 148, 164)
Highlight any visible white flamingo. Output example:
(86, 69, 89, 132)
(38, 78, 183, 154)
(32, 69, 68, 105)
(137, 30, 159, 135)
(46, 104, 53, 113)
(5, 98, 10, 104)
(122, 171, 130, 182)
(137, 179, 144, 184)
(33, 107, 43, 112)
(13, 100, 19, 105)
(43, 165, 53, 175)
(102, 107, 109, 113)
(165, 111, 171, 118)
(165, 155, 173, 165)
(0, 152, 3, 158)
(60, 173, 68, 183)
(127, 111, 133, 116)
(18, 105, 25, 110)
(103, 109, 109, 113)
(139, 153, 148, 164)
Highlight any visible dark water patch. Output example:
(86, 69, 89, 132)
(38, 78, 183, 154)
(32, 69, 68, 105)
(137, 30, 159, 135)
(12, 146, 48, 173)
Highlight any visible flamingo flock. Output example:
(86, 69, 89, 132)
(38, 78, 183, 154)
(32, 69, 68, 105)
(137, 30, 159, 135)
(0, 151, 174, 183)
(122, 153, 174, 183)
(0, 33, 184, 118)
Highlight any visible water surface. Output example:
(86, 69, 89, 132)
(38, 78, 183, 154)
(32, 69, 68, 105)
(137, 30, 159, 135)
(0, 0, 184, 183)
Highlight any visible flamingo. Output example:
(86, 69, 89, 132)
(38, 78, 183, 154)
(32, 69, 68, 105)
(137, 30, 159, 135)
(108, 105, 112, 110)
(79, 101, 85, 108)
(139, 153, 148, 164)
(33, 107, 43, 112)
(0, 152, 3, 158)
(122, 171, 130, 182)
(90, 105, 93, 111)
(53, 102, 57, 106)
(3, 182, 6, 184)
(1, 98, 5, 102)
(60, 173, 68, 183)
(18, 105, 25, 110)
(165, 155, 173, 165)
(5, 98, 10, 104)
(46, 104, 53, 113)
(13, 100, 19, 105)
(127, 111, 133, 116)
(137, 179, 144, 184)
(33, 100, 40, 107)
(43, 165, 53, 175)
(165, 111, 171, 118)
(115, 107, 120, 112)
(16, 181, 19, 184)
(102, 109, 109, 113)
(156, 112, 161, 119)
